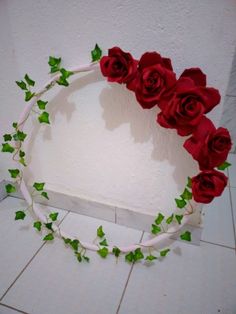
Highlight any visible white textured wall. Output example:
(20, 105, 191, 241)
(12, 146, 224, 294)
(0, 0, 236, 215)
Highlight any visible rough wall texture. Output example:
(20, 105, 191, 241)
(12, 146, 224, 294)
(0, 0, 236, 215)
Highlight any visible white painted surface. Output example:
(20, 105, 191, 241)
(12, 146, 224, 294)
(0, 0, 236, 217)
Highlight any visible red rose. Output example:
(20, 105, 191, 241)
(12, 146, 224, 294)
(157, 68, 221, 136)
(184, 117, 232, 170)
(100, 47, 138, 84)
(127, 52, 176, 109)
(191, 170, 228, 203)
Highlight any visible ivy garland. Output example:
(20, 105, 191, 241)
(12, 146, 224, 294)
(1, 44, 232, 265)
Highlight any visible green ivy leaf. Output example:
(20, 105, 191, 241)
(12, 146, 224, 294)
(175, 214, 183, 225)
(217, 161, 231, 171)
(180, 230, 191, 242)
(56, 76, 69, 87)
(19, 150, 25, 157)
(112, 246, 121, 258)
(12, 122, 18, 129)
(151, 224, 161, 235)
(5, 184, 16, 193)
(38, 111, 50, 124)
(15, 210, 26, 220)
(8, 169, 20, 178)
(155, 213, 165, 225)
(48, 56, 61, 73)
(13, 130, 27, 142)
(62, 237, 71, 245)
(3, 134, 12, 141)
(33, 182, 45, 191)
(33, 221, 42, 231)
(166, 214, 174, 225)
(43, 233, 54, 241)
(97, 247, 109, 258)
(175, 198, 187, 209)
(44, 222, 53, 231)
(125, 251, 134, 263)
(70, 239, 80, 251)
(181, 188, 192, 200)
(75, 252, 82, 262)
(83, 256, 90, 262)
(19, 157, 27, 167)
(99, 238, 108, 246)
(41, 191, 49, 200)
(133, 248, 144, 262)
(91, 44, 102, 62)
(97, 225, 105, 238)
(160, 248, 170, 257)
(25, 91, 35, 102)
(49, 212, 58, 221)
(2, 143, 15, 153)
(37, 100, 48, 110)
(60, 68, 73, 79)
(24, 74, 35, 87)
(187, 177, 192, 188)
(145, 254, 157, 261)
(16, 80, 27, 90)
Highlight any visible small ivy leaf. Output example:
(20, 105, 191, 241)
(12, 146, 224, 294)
(44, 222, 53, 231)
(5, 184, 16, 194)
(217, 161, 231, 171)
(180, 230, 191, 242)
(76, 252, 82, 262)
(97, 225, 105, 238)
(166, 214, 174, 225)
(155, 213, 165, 225)
(181, 188, 192, 200)
(56, 76, 69, 87)
(12, 122, 18, 129)
(19, 150, 25, 157)
(60, 68, 73, 79)
(25, 91, 35, 102)
(3, 134, 12, 142)
(187, 177, 192, 188)
(151, 224, 161, 235)
(175, 214, 183, 225)
(13, 130, 27, 142)
(112, 246, 121, 258)
(8, 169, 20, 178)
(16, 80, 27, 90)
(37, 100, 48, 110)
(24, 74, 35, 87)
(49, 212, 58, 221)
(62, 237, 71, 245)
(33, 221, 42, 231)
(83, 256, 90, 262)
(43, 233, 54, 241)
(19, 157, 27, 167)
(38, 111, 50, 124)
(70, 239, 80, 251)
(145, 254, 157, 261)
(160, 248, 170, 257)
(97, 247, 109, 258)
(41, 191, 49, 200)
(175, 198, 187, 209)
(125, 251, 134, 263)
(33, 182, 45, 191)
(91, 44, 102, 62)
(48, 56, 61, 73)
(15, 210, 26, 220)
(133, 248, 144, 262)
(99, 238, 108, 246)
(2, 143, 15, 153)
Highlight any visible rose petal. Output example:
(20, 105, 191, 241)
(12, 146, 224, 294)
(162, 58, 173, 71)
(139, 52, 163, 69)
(180, 68, 207, 86)
(199, 87, 221, 113)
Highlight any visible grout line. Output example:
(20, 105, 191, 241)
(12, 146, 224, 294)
(200, 239, 235, 251)
(226, 94, 236, 98)
(228, 187, 236, 253)
(116, 231, 145, 314)
(0, 210, 70, 302)
(115, 207, 117, 224)
(0, 302, 30, 314)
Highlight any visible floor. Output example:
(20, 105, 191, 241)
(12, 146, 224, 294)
(0, 155, 236, 314)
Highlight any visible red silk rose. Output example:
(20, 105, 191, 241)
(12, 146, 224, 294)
(127, 52, 176, 109)
(100, 47, 138, 84)
(157, 68, 221, 136)
(191, 170, 228, 203)
(184, 117, 232, 170)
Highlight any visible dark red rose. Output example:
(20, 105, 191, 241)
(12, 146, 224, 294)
(191, 170, 228, 203)
(127, 52, 176, 109)
(157, 68, 221, 136)
(184, 117, 232, 170)
(100, 47, 138, 84)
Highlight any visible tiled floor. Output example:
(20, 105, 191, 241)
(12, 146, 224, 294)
(0, 155, 236, 314)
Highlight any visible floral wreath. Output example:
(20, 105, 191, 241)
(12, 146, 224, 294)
(1, 44, 232, 264)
